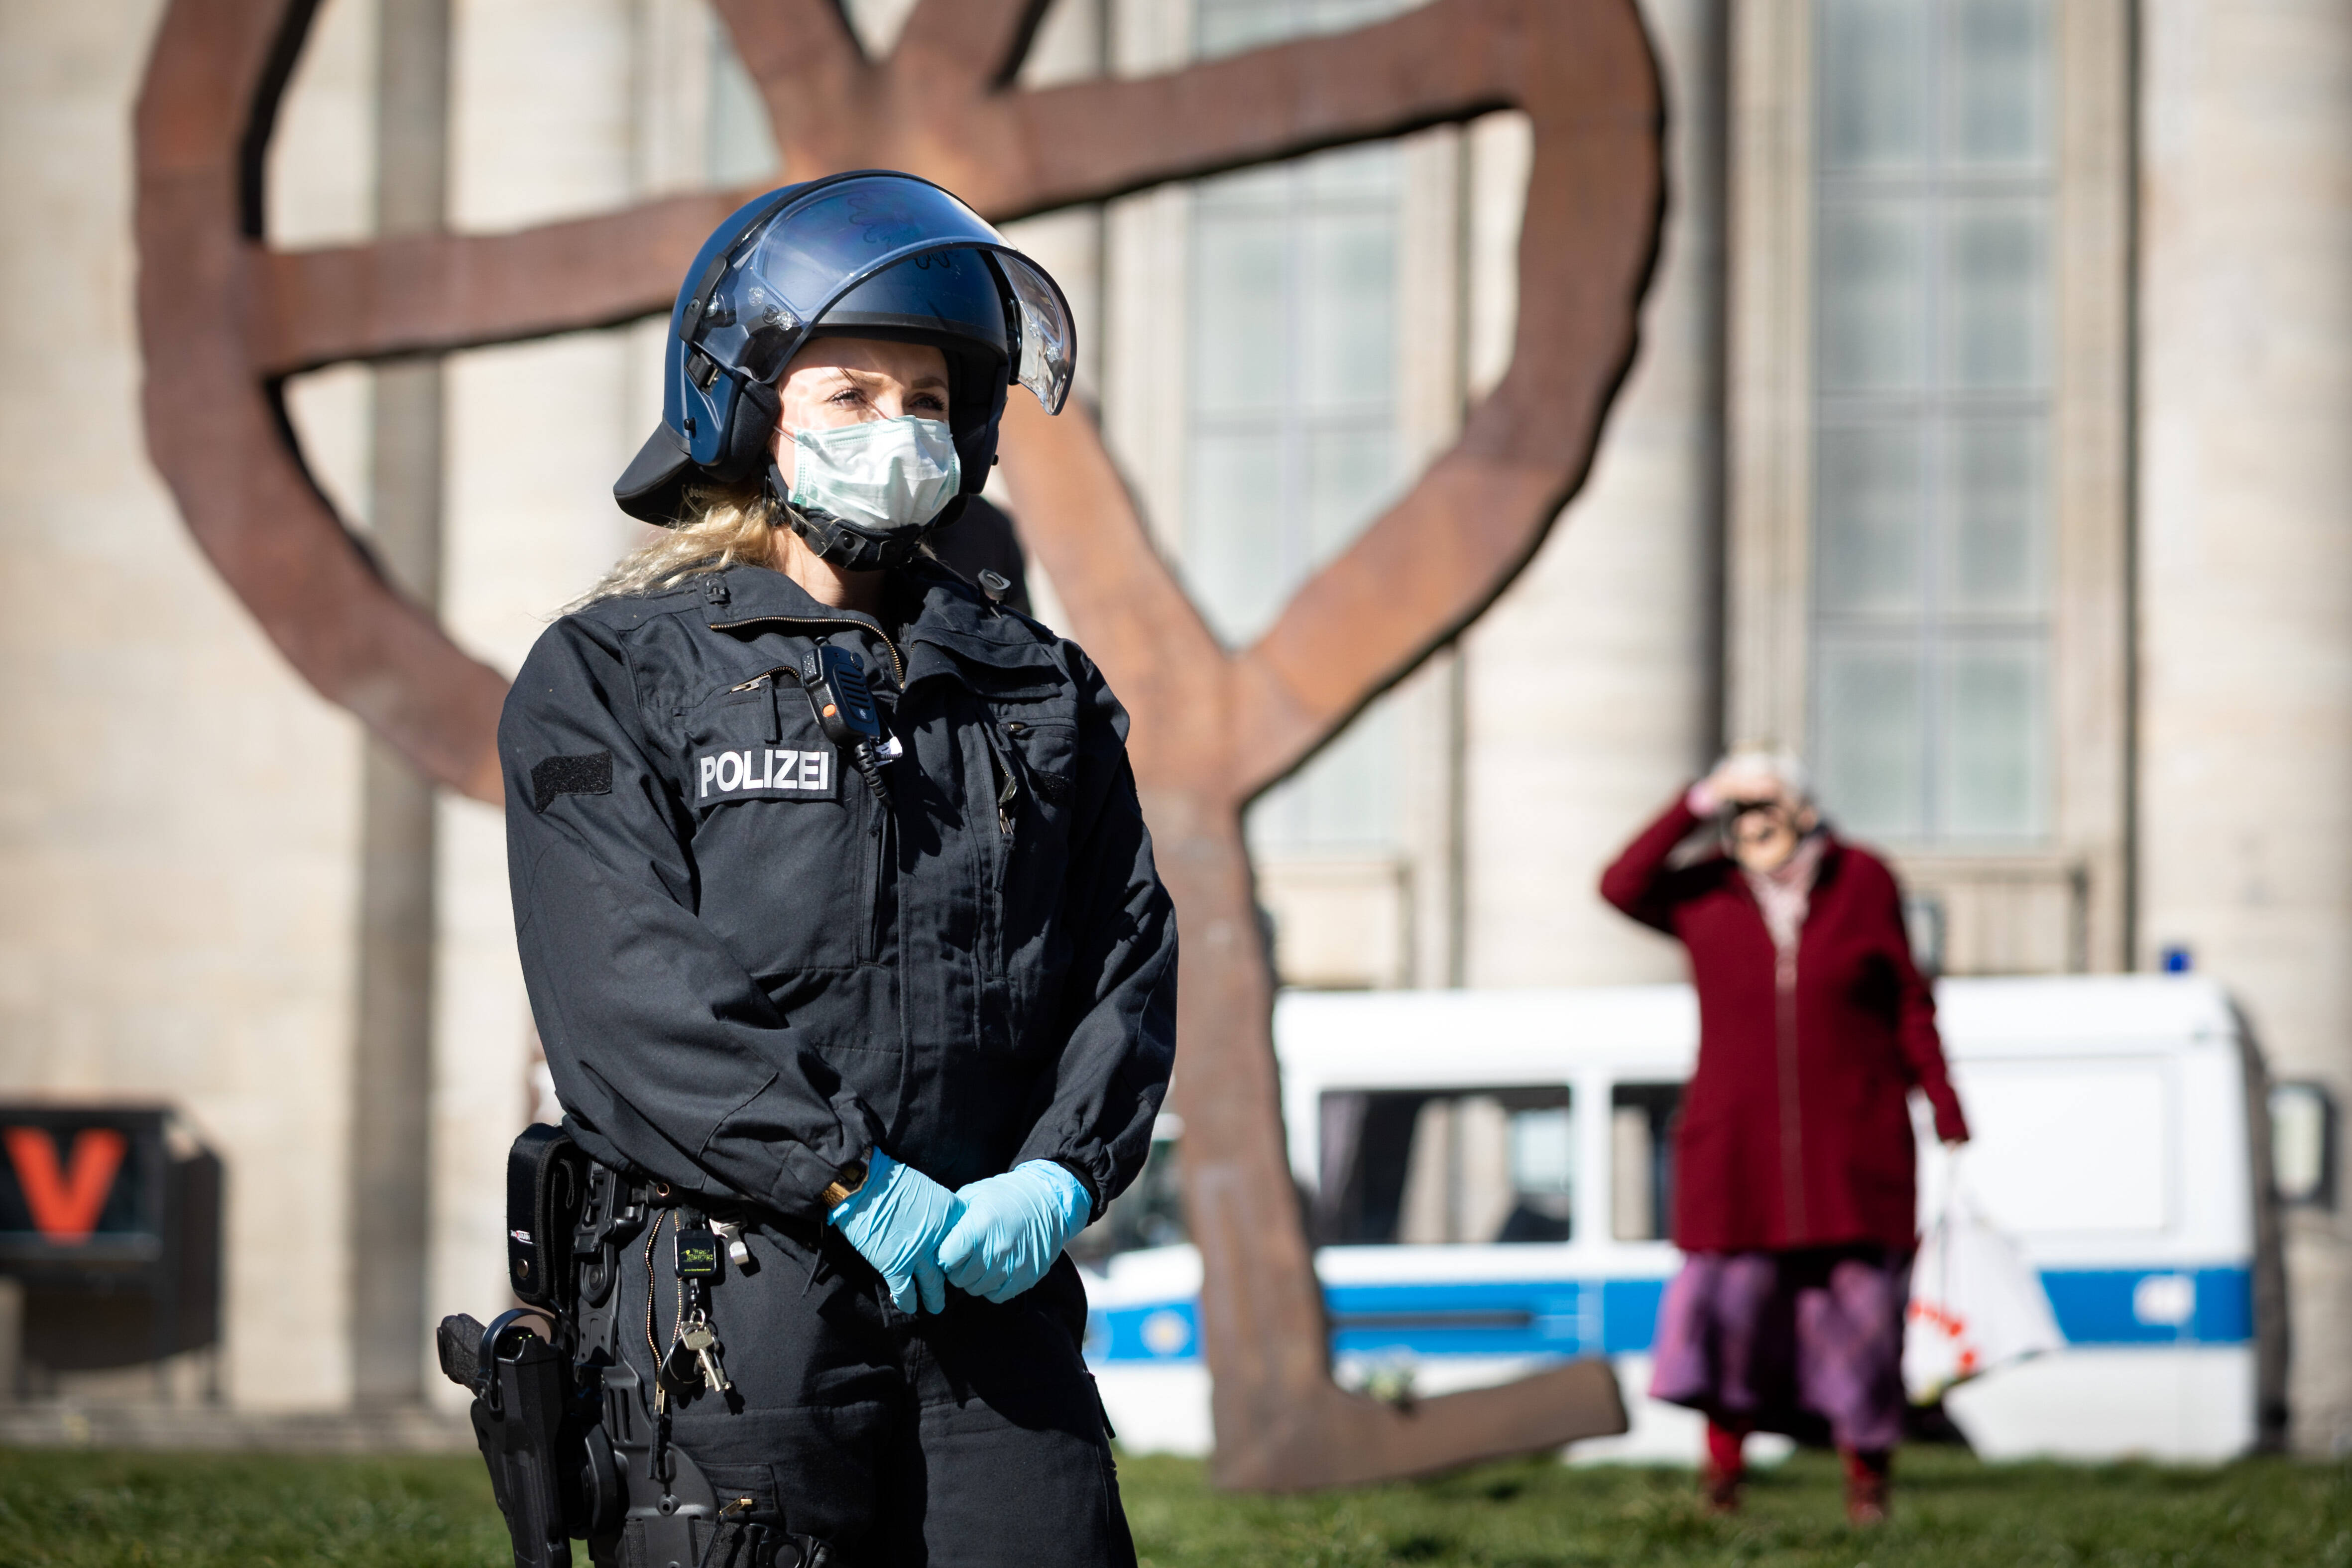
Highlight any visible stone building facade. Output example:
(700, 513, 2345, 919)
(0, 0, 2346, 1452)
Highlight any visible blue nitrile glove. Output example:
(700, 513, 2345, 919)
(828, 1150, 964, 1315)
(936, 1161, 1091, 1304)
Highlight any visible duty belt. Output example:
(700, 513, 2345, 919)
(436, 1124, 835, 1568)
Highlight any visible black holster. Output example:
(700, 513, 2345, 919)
(438, 1125, 832, 1568)
(437, 1309, 586, 1566)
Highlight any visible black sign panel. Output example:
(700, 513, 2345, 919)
(0, 1105, 221, 1369)
(0, 1107, 165, 1270)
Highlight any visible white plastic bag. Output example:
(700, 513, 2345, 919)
(1905, 1173, 2064, 1404)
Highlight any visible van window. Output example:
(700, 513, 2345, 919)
(1611, 1083, 1682, 1241)
(1315, 1088, 1574, 1244)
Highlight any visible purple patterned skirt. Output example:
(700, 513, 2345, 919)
(1647, 1246, 1913, 1453)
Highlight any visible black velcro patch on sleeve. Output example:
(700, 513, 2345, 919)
(531, 751, 613, 813)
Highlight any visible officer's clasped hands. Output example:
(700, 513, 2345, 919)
(830, 1154, 1090, 1312)
(828, 1150, 965, 1315)
(938, 1161, 1091, 1305)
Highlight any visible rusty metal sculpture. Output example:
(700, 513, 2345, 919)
(135, 0, 1661, 1490)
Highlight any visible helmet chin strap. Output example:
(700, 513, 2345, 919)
(765, 462, 944, 573)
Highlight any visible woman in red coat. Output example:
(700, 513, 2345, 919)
(1600, 747, 1968, 1523)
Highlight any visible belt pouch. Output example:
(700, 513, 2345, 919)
(508, 1123, 589, 1312)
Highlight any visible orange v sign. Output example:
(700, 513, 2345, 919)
(3, 1126, 127, 1242)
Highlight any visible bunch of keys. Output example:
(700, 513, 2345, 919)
(658, 1220, 733, 1402)
(664, 1308, 732, 1396)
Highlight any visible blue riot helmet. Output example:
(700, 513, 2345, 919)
(614, 170, 1076, 569)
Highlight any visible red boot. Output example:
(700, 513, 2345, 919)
(1702, 1421, 1747, 1514)
(1842, 1447, 1891, 1524)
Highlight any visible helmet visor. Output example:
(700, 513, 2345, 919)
(695, 174, 1074, 414)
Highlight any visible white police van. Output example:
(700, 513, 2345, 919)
(1079, 976, 2275, 1464)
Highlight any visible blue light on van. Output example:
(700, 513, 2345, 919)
(1087, 1266, 2254, 1367)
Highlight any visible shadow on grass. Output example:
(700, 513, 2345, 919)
(0, 1444, 2344, 1567)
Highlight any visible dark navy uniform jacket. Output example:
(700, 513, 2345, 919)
(500, 560, 1177, 1226)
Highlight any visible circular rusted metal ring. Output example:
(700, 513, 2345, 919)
(132, 0, 1661, 1490)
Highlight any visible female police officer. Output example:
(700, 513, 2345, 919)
(500, 172, 1176, 1565)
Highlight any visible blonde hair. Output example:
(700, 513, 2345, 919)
(574, 481, 782, 607)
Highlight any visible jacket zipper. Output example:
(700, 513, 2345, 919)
(981, 722, 1021, 837)
(726, 669, 785, 741)
(862, 794, 889, 966)
(974, 722, 1026, 977)
(707, 614, 906, 686)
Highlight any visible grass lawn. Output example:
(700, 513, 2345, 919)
(0, 1446, 2343, 1567)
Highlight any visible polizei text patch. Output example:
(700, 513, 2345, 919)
(698, 747, 834, 801)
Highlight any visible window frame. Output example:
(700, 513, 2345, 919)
(1724, 0, 2133, 972)
(1312, 1084, 1579, 1247)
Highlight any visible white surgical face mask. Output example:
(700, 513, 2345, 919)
(786, 416, 962, 539)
